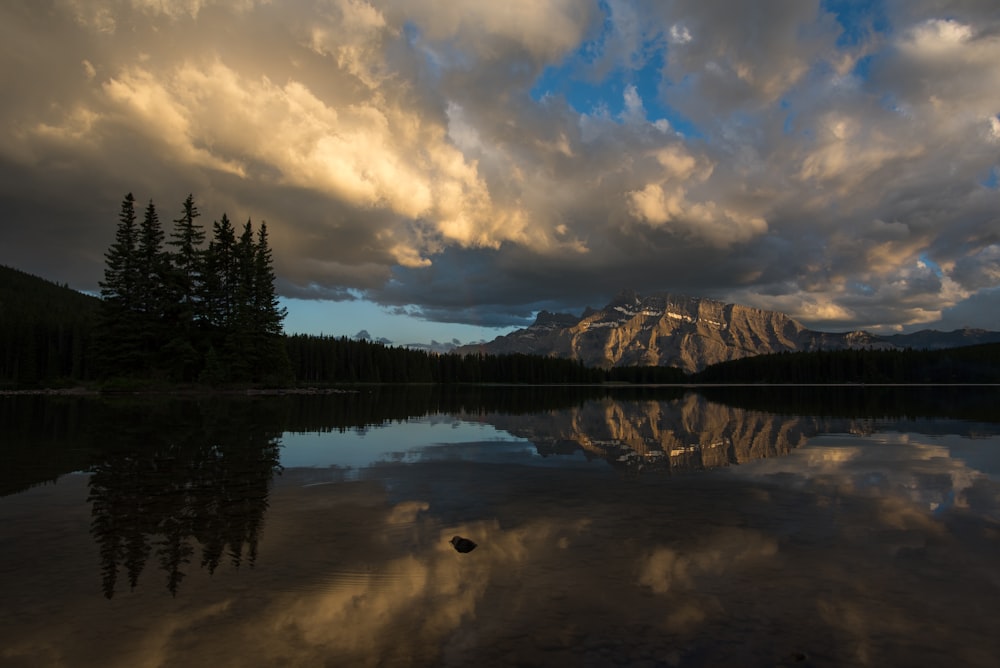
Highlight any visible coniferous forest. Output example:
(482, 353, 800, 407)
(3, 192, 1000, 388)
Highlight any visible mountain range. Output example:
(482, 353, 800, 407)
(456, 290, 1000, 373)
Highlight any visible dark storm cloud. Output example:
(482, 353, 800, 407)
(0, 0, 998, 334)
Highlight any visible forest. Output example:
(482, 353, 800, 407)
(2, 192, 1000, 389)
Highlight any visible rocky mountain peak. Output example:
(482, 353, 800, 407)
(609, 289, 641, 306)
(455, 292, 1000, 373)
(532, 310, 580, 329)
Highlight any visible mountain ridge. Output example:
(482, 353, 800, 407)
(456, 290, 1000, 373)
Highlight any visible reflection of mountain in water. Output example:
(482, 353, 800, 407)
(480, 388, 1000, 474)
(86, 400, 284, 597)
(478, 393, 815, 473)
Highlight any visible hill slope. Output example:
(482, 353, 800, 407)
(0, 265, 100, 384)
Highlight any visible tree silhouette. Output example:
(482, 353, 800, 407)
(92, 193, 289, 384)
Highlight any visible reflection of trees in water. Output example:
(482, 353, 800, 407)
(282, 385, 688, 432)
(86, 399, 284, 598)
(0, 396, 93, 497)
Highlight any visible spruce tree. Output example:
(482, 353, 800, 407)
(136, 199, 170, 375)
(253, 222, 286, 338)
(167, 194, 206, 324)
(96, 193, 142, 376)
(223, 220, 258, 381)
(164, 194, 206, 380)
(203, 213, 237, 330)
(252, 222, 290, 383)
(99, 193, 139, 310)
(198, 213, 238, 384)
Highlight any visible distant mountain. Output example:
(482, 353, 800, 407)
(879, 328, 1000, 350)
(455, 290, 1000, 373)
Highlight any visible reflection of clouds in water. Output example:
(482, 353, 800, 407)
(252, 503, 592, 667)
(638, 528, 778, 595)
(638, 529, 779, 637)
(5, 457, 1000, 667)
(733, 432, 1000, 521)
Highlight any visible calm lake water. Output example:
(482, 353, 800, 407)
(2, 386, 999, 667)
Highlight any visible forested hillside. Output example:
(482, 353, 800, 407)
(0, 265, 99, 386)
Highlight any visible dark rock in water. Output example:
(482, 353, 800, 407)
(450, 535, 477, 553)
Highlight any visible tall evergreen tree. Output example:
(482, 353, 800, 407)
(222, 219, 258, 382)
(251, 222, 290, 383)
(136, 199, 170, 374)
(203, 213, 237, 330)
(253, 222, 286, 338)
(198, 213, 238, 383)
(99, 193, 139, 310)
(96, 193, 142, 375)
(167, 194, 206, 324)
(164, 194, 206, 380)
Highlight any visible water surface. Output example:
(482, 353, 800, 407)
(1, 386, 999, 667)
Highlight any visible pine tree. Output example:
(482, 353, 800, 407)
(220, 220, 257, 382)
(251, 222, 290, 383)
(253, 222, 286, 338)
(136, 199, 170, 375)
(99, 193, 139, 310)
(203, 213, 237, 330)
(96, 193, 142, 375)
(198, 213, 238, 383)
(167, 194, 206, 324)
(164, 194, 207, 380)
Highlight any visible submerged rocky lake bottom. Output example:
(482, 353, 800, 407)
(2, 386, 999, 667)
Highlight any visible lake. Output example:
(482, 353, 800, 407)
(2, 385, 999, 667)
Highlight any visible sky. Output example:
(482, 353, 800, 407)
(1, 0, 999, 347)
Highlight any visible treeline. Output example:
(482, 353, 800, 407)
(96, 193, 290, 384)
(285, 334, 607, 384)
(284, 334, 690, 384)
(691, 344, 1000, 384)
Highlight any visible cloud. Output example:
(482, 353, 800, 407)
(384, 0, 595, 65)
(0, 0, 998, 336)
(638, 528, 778, 596)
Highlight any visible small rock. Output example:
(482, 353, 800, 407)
(450, 535, 477, 553)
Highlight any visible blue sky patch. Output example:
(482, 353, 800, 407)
(822, 0, 891, 47)
(919, 253, 944, 278)
(530, 36, 700, 136)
